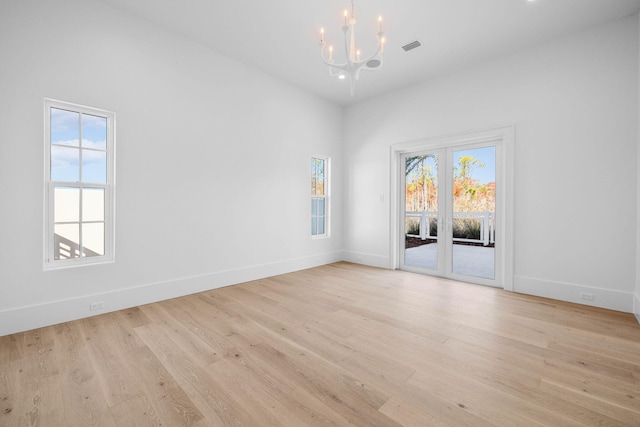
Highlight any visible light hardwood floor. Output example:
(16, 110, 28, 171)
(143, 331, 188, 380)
(1, 262, 640, 426)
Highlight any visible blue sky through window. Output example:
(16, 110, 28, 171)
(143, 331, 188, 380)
(51, 108, 107, 183)
(454, 146, 495, 184)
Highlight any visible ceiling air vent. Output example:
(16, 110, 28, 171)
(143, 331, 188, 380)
(402, 40, 422, 52)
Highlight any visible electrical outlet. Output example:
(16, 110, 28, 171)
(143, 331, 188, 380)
(579, 293, 594, 301)
(90, 301, 104, 311)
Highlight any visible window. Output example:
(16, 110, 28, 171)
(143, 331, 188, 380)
(44, 99, 115, 269)
(311, 156, 329, 237)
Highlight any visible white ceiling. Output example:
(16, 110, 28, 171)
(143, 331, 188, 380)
(98, 0, 640, 106)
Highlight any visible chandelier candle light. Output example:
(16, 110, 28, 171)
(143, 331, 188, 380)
(319, 0, 386, 96)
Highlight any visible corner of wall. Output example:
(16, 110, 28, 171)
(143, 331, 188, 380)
(342, 251, 391, 269)
(636, 11, 640, 324)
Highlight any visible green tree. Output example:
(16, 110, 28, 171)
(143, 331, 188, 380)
(454, 155, 484, 181)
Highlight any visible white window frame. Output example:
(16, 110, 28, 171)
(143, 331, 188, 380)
(44, 99, 115, 270)
(311, 156, 330, 239)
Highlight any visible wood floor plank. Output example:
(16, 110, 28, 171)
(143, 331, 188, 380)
(51, 322, 116, 427)
(408, 367, 576, 427)
(124, 345, 204, 426)
(249, 338, 401, 427)
(0, 364, 65, 427)
(78, 311, 171, 414)
(379, 396, 450, 427)
(2, 262, 640, 426)
(0, 334, 21, 366)
(225, 300, 417, 388)
(116, 306, 153, 329)
(138, 302, 222, 367)
(157, 295, 263, 357)
(108, 394, 165, 427)
(539, 377, 640, 425)
(133, 324, 259, 426)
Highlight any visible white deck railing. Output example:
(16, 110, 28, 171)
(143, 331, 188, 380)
(406, 211, 495, 246)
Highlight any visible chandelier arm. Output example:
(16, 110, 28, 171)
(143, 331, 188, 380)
(320, 43, 349, 69)
(358, 38, 384, 66)
(329, 68, 345, 77)
(320, 56, 348, 70)
(352, 47, 382, 81)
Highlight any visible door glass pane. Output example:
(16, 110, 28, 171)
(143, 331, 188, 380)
(404, 154, 438, 270)
(451, 146, 495, 279)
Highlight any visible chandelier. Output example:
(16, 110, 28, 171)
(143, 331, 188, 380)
(319, 0, 386, 96)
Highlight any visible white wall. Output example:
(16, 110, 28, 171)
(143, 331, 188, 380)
(344, 15, 639, 313)
(636, 12, 640, 323)
(0, 0, 344, 335)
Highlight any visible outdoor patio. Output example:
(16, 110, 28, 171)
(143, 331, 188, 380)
(404, 243, 495, 279)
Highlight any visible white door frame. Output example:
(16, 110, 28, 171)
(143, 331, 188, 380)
(389, 126, 515, 291)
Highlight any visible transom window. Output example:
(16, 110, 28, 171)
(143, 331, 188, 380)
(311, 156, 329, 238)
(44, 99, 115, 269)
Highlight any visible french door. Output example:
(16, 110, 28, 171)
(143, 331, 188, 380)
(399, 141, 502, 287)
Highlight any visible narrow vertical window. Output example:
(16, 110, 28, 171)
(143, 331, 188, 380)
(45, 99, 115, 269)
(311, 156, 329, 238)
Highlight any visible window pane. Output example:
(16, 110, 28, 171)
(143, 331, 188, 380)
(311, 159, 317, 196)
(51, 146, 79, 182)
(51, 108, 79, 146)
(315, 159, 325, 195)
(54, 224, 80, 260)
(82, 114, 107, 150)
(54, 187, 80, 222)
(311, 197, 326, 236)
(82, 223, 105, 257)
(311, 158, 326, 196)
(82, 188, 104, 222)
(312, 197, 327, 217)
(317, 198, 325, 216)
(82, 150, 107, 184)
(317, 178, 324, 195)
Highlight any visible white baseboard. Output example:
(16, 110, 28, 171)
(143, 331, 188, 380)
(4, 255, 636, 336)
(342, 251, 391, 269)
(0, 251, 343, 336)
(514, 275, 634, 313)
